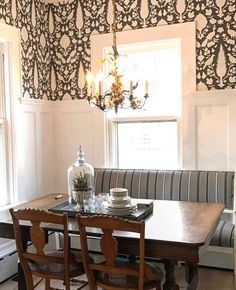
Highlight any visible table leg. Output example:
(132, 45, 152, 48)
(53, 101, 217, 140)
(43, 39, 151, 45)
(185, 263, 198, 290)
(163, 259, 179, 290)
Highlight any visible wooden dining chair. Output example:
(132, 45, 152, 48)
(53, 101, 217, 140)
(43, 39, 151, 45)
(10, 208, 86, 290)
(77, 214, 163, 290)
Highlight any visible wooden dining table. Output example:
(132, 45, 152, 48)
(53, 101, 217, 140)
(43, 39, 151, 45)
(0, 193, 224, 290)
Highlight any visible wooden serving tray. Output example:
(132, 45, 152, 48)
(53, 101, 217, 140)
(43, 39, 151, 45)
(49, 198, 154, 221)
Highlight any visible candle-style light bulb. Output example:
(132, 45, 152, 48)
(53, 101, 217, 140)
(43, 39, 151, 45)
(95, 72, 103, 95)
(86, 71, 94, 83)
(96, 71, 103, 95)
(130, 81, 133, 95)
(145, 80, 148, 95)
(86, 72, 94, 96)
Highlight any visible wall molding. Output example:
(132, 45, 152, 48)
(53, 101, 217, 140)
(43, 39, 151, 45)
(191, 88, 236, 99)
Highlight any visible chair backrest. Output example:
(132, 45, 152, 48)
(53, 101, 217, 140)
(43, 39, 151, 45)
(9, 208, 70, 286)
(77, 214, 146, 290)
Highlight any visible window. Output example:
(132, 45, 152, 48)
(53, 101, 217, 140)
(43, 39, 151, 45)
(105, 39, 181, 117)
(116, 120, 178, 169)
(0, 23, 22, 206)
(91, 22, 196, 168)
(107, 39, 181, 169)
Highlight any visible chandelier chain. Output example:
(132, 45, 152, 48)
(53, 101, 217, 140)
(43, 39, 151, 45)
(85, 0, 149, 113)
(112, 0, 118, 59)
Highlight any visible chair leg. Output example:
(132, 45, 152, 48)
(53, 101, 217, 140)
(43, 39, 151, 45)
(24, 275, 34, 290)
(45, 278, 50, 290)
(64, 277, 70, 290)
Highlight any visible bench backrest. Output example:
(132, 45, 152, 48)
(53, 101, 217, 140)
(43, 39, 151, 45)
(94, 168, 234, 209)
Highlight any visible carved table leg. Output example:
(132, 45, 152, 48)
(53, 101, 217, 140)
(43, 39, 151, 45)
(163, 259, 179, 290)
(185, 263, 198, 290)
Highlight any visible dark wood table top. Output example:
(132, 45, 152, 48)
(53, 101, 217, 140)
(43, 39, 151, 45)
(0, 193, 224, 290)
(0, 193, 224, 246)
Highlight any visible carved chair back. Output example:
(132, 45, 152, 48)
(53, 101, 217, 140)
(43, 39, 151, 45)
(10, 208, 82, 290)
(77, 214, 162, 290)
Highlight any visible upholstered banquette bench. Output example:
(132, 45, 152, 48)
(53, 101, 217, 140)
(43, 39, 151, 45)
(94, 168, 235, 270)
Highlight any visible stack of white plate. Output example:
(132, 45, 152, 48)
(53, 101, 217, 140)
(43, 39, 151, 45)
(104, 198, 137, 216)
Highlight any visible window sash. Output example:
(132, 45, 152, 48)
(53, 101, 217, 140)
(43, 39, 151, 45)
(109, 116, 181, 169)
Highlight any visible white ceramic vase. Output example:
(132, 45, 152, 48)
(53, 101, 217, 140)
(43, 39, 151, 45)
(72, 188, 92, 210)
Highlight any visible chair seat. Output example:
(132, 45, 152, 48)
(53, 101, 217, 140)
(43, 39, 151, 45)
(29, 250, 84, 276)
(93, 256, 162, 289)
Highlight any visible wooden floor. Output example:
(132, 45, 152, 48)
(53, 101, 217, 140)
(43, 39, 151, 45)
(0, 265, 234, 290)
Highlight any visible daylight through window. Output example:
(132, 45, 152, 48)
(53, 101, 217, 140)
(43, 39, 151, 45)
(108, 38, 181, 169)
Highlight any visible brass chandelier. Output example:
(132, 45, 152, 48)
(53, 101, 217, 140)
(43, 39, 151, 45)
(86, 0, 149, 113)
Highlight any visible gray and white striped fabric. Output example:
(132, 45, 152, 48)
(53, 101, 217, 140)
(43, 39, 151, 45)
(94, 168, 235, 248)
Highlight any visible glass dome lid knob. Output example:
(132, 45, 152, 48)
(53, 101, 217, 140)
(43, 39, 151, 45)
(78, 145, 85, 165)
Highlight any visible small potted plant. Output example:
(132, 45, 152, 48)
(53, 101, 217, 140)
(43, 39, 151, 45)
(72, 171, 92, 210)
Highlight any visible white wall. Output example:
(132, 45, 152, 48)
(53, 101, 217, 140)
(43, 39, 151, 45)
(15, 99, 106, 200)
(15, 89, 236, 202)
(185, 89, 236, 170)
(16, 99, 56, 202)
(54, 100, 106, 193)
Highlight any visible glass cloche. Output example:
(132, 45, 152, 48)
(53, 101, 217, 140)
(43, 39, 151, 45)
(67, 145, 94, 203)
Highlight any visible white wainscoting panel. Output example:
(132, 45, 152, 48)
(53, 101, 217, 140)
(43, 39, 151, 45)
(196, 105, 229, 170)
(15, 89, 236, 200)
(14, 98, 106, 202)
(16, 110, 38, 202)
(16, 99, 55, 203)
(37, 111, 56, 195)
(187, 89, 236, 170)
(54, 100, 106, 193)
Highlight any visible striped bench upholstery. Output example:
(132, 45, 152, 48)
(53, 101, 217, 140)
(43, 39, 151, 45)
(94, 168, 235, 248)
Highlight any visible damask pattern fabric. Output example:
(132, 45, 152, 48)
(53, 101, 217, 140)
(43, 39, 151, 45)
(0, 0, 235, 100)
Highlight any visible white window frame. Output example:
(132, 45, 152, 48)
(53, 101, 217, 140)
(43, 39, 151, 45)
(0, 23, 22, 206)
(90, 22, 196, 168)
(0, 47, 9, 205)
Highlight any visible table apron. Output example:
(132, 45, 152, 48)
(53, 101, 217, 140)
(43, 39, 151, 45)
(0, 223, 200, 264)
(117, 237, 200, 263)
